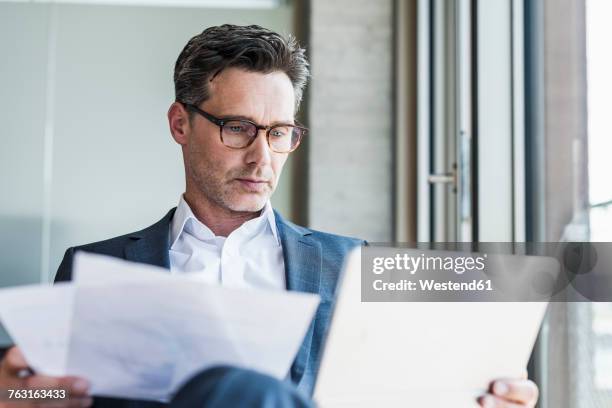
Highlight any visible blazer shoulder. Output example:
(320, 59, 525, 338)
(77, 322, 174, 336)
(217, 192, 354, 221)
(279, 218, 365, 264)
(54, 232, 138, 283)
(307, 228, 365, 251)
(54, 208, 176, 283)
(286, 219, 364, 246)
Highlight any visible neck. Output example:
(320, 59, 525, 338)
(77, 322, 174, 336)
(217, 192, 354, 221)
(183, 191, 261, 237)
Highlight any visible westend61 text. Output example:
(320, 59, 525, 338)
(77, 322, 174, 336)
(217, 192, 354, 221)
(372, 279, 493, 292)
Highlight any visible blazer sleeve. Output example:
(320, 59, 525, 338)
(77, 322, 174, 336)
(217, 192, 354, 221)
(54, 247, 76, 283)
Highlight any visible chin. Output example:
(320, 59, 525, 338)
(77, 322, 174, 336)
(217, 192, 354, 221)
(225, 195, 268, 213)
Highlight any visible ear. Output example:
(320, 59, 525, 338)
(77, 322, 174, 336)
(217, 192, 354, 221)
(168, 102, 192, 145)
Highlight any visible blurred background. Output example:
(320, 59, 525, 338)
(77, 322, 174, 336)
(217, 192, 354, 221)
(0, 0, 610, 406)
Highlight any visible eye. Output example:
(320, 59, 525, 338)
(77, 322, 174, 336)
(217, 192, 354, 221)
(270, 127, 290, 138)
(224, 121, 255, 136)
(228, 124, 246, 133)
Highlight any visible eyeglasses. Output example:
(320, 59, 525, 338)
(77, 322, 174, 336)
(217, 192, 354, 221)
(182, 103, 307, 153)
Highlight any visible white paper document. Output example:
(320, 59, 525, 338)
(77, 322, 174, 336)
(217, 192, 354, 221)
(0, 252, 319, 402)
(314, 249, 552, 408)
(0, 283, 74, 377)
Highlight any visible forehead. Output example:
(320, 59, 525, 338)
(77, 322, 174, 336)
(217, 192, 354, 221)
(205, 68, 296, 121)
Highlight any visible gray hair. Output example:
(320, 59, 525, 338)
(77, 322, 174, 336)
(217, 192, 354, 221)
(174, 24, 310, 112)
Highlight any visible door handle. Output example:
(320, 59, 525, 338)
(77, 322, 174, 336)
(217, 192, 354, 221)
(427, 165, 457, 185)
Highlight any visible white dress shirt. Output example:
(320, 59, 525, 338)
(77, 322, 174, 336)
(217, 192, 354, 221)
(169, 195, 286, 290)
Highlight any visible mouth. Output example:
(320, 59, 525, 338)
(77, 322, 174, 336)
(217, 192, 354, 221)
(235, 178, 270, 192)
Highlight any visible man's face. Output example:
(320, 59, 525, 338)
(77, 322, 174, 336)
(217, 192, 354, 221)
(175, 68, 295, 213)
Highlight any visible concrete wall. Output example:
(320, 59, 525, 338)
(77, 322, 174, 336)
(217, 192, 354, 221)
(307, 0, 394, 242)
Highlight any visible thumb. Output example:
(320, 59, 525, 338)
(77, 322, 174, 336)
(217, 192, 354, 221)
(1, 347, 30, 377)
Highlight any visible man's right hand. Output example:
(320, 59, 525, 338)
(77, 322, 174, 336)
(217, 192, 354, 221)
(0, 346, 92, 407)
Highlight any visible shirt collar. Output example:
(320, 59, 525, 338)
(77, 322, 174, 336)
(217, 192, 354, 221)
(170, 195, 280, 249)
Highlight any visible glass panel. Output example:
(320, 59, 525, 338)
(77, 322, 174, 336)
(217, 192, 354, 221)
(0, 3, 49, 288)
(0, 2, 50, 348)
(587, 0, 612, 241)
(587, 0, 612, 405)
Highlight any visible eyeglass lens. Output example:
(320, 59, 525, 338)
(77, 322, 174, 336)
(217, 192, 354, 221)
(221, 120, 303, 152)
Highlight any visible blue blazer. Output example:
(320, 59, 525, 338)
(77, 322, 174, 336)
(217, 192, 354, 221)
(55, 208, 363, 407)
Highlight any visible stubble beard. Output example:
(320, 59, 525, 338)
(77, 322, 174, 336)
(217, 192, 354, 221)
(188, 158, 273, 214)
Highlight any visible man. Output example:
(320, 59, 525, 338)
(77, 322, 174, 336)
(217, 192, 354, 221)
(0, 25, 538, 408)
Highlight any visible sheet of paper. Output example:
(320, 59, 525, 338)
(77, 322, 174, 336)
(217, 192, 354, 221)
(0, 253, 320, 402)
(72, 251, 175, 285)
(315, 249, 551, 408)
(68, 280, 319, 401)
(0, 283, 74, 376)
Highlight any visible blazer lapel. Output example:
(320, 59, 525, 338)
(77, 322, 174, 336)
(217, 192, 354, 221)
(124, 208, 176, 269)
(275, 211, 322, 387)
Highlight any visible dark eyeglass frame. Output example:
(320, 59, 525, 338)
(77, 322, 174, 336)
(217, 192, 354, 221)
(181, 102, 307, 153)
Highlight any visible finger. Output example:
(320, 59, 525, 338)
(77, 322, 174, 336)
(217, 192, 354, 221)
(71, 397, 93, 408)
(478, 394, 526, 408)
(1, 347, 30, 377)
(24, 376, 90, 398)
(490, 379, 538, 405)
(73, 396, 93, 407)
(58, 377, 90, 399)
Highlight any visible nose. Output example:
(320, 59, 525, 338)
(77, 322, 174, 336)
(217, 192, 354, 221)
(244, 129, 272, 166)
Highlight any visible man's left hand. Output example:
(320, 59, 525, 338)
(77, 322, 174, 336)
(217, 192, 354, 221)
(477, 377, 539, 408)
